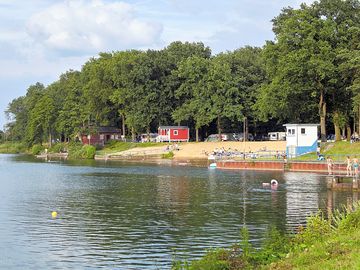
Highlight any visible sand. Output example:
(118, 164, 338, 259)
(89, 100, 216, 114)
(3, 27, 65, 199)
(173, 141, 286, 159)
(104, 141, 286, 160)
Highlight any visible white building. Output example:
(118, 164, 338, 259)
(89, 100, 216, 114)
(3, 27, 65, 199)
(283, 124, 319, 158)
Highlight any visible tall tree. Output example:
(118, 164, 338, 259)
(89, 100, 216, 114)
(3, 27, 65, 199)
(173, 56, 213, 141)
(257, 0, 360, 141)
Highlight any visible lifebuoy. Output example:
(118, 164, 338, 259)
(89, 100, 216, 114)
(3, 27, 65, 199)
(270, 179, 278, 185)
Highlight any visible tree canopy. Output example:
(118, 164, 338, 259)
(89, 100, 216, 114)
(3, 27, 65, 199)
(4, 0, 360, 145)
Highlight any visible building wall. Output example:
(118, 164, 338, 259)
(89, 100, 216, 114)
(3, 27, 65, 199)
(286, 125, 318, 147)
(81, 133, 121, 145)
(286, 140, 317, 157)
(170, 128, 189, 141)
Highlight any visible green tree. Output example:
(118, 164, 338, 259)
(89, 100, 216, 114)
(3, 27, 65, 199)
(257, 0, 360, 141)
(207, 56, 244, 138)
(26, 95, 55, 145)
(173, 56, 213, 141)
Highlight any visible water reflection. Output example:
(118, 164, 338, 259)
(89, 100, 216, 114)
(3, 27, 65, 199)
(0, 154, 359, 269)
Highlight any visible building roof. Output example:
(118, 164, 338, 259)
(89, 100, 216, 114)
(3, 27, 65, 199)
(158, 126, 189, 129)
(98, 126, 121, 133)
(283, 124, 319, 127)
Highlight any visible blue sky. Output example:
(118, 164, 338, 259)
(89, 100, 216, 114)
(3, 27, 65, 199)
(0, 0, 312, 129)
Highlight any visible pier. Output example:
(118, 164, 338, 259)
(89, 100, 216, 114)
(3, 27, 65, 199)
(326, 175, 360, 191)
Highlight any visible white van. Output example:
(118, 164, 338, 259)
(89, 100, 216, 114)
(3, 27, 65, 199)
(268, 132, 286, 141)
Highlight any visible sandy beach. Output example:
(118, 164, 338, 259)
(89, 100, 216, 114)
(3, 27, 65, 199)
(103, 141, 287, 160)
(173, 141, 286, 159)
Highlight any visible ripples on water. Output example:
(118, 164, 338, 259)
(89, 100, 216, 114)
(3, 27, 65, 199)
(0, 154, 357, 269)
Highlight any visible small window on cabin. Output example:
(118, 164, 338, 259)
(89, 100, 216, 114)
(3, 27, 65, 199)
(100, 134, 104, 140)
(173, 130, 178, 135)
(301, 128, 306, 134)
(288, 129, 291, 135)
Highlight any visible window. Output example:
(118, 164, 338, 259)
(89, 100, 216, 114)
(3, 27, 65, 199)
(173, 130, 178, 135)
(100, 134, 104, 140)
(287, 129, 295, 135)
(301, 128, 306, 134)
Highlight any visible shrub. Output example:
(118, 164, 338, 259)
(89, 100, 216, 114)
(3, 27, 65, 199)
(162, 151, 174, 159)
(82, 145, 96, 159)
(335, 201, 360, 232)
(68, 143, 96, 159)
(0, 142, 27, 154)
(49, 143, 67, 153)
(31, 144, 44, 155)
(293, 212, 332, 250)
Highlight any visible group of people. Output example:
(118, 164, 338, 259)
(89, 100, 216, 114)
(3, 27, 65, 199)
(165, 143, 180, 151)
(350, 132, 360, 143)
(326, 156, 359, 176)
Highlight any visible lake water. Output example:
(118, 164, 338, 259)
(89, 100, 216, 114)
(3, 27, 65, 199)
(0, 154, 357, 269)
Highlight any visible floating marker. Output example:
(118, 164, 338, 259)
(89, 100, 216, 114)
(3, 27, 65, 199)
(51, 211, 58, 218)
(209, 163, 217, 168)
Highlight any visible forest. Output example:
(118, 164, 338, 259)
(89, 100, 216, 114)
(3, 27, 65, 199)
(4, 0, 360, 146)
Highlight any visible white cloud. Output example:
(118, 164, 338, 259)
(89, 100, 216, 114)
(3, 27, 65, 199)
(26, 0, 163, 55)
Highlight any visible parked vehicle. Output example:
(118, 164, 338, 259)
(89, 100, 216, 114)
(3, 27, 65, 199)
(205, 133, 237, 141)
(140, 133, 158, 143)
(268, 132, 286, 141)
(205, 134, 220, 142)
(234, 133, 254, 141)
(254, 134, 269, 141)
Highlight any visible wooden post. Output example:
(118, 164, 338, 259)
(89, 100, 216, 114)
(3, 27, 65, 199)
(353, 177, 359, 190)
(327, 176, 333, 189)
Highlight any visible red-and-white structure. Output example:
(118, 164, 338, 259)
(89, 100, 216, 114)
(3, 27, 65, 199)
(157, 126, 189, 142)
(81, 127, 122, 145)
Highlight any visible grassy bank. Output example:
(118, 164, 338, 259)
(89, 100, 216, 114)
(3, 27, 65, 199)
(96, 141, 163, 155)
(0, 142, 27, 154)
(173, 202, 360, 270)
(293, 141, 360, 162)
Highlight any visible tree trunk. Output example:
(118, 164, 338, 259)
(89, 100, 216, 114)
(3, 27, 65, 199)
(334, 111, 341, 142)
(48, 129, 52, 147)
(217, 115, 221, 141)
(347, 125, 351, 141)
(131, 127, 135, 142)
(196, 128, 199, 142)
(319, 87, 327, 142)
(122, 114, 126, 138)
(146, 127, 150, 143)
(358, 106, 360, 135)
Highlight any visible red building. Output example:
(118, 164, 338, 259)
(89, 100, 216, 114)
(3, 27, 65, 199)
(81, 127, 122, 145)
(157, 126, 189, 142)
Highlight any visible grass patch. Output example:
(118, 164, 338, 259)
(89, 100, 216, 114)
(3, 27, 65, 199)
(291, 141, 360, 162)
(0, 142, 28, 154)
(162, 151, 174, 159)
(96, 140, 164, 155)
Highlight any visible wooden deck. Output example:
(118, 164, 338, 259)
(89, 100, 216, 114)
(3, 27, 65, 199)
(326, 175, 360, 191)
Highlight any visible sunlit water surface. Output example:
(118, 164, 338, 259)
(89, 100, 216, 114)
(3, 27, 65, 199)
(0, 154, 356, 269)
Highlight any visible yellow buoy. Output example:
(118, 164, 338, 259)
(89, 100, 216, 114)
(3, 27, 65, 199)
(51, 211, 58, 218)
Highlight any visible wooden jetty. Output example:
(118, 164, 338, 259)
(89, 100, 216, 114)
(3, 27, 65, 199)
(327, 174, 360, 191)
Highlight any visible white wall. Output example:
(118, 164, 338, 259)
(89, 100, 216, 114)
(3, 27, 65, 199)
(285, 125, 318, 147)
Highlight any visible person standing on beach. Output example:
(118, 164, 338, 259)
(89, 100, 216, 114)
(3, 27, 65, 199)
(345, 156, 352, 176)
(327, 156, 333, 175)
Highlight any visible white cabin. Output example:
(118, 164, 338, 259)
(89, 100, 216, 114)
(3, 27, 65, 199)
(283, 124, 319, 158)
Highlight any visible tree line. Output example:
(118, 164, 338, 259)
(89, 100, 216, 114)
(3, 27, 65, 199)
(4, 0, 360, 146)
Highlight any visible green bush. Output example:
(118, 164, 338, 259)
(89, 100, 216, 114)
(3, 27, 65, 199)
(31, 144, 44, 155)
(162, 151, 174, 159)
(0, 142, 27, 154)
(68, 143, 96, 159)
(49, 143, 67, 153)
(293, 212, 332, 249)
(82, 145, 96, 159)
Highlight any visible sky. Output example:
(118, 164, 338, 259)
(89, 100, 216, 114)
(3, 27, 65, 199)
(0, 0, 313, 129)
